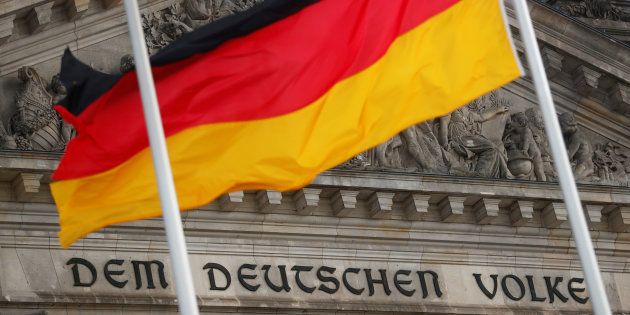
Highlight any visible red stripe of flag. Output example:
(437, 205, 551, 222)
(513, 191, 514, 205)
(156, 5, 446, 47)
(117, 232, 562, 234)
(54, 0, 459, 180)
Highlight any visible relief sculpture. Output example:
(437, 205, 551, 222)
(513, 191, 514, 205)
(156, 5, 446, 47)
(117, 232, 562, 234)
(504, 112, 546, 181)
(368, 90, 629, 187)
(142, 3, 192, 53)
(444, 101, 512, 178)
(559, 112, 594, 181)
(143, 0, 264, 53)
(546, 0, 630, 22)
(0, 67, 71, 151)
(373, 92, 518, 178)
(0, 1, 627, 188)
(374, 121, 447, 173)
(525, 108, 556, 180)
(593, 142, 630, 186)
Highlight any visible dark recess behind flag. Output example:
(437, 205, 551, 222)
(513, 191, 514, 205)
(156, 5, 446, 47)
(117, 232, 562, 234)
(57, 0, 318, 117)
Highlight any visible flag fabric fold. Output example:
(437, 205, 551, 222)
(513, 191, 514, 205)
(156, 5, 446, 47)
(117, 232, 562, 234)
(52, 0, 522, 247)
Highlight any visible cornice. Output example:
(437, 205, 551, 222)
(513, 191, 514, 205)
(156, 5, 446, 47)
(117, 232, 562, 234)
(516, 2, 630, 82)
(499, 80, 630, 148)
(0, 154, 628, 268)
(1, 203, 628, 272)
(0, 154, 628, 313)
(0, 0, 175, 75)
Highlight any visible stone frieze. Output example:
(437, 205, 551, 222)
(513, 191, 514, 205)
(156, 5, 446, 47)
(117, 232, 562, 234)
(345, 90, 630, 187)
(0, 0, 628, 188)
(538, 0, 630, 22)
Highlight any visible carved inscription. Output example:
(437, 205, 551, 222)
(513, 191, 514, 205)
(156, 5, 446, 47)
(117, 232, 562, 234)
(65, 257, 590, 306)
(473, 273, 589, 304)
(65, 258, 443, 298)
(229, 263, 442, 298)
(66, 258, 169, 290)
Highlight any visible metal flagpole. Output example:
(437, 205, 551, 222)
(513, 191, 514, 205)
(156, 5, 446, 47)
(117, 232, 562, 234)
(122, 0, 200, 314)
(512, 0, 611, 314)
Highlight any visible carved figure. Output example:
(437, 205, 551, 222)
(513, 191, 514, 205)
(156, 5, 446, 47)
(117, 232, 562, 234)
(504, 112, 546, 181)
(340, 151, 370, 169)
(466, 91, 512, 149)
(142, 3, 193, 53)
(142, 1, 265, 52)
(375, 135, 405, 169)
(374, 121, 447, 173)
(555, 0, 630, 21)
(400, 122, 448, 173)
(559, 112, 594, 181)
(525, 108, 556, 179)
(120, 54, 135, 73)
(184, 0, 212, 22)
(49, 74, 66, 104)
(0, 121, 15, 149)
(49, 74, 75, 143)
(184, 0, 262, 25)
(8, 67, 66, 151)
(593, 142, 630, 186)
(446, 105, 513, 178)
(366, 88, 630, 187)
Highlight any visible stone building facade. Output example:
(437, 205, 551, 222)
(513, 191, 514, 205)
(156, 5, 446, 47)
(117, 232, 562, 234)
(0, 0, 629, 314)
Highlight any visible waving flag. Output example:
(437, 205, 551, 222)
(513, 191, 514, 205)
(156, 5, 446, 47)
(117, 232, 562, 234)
(52, 0, 521, 247)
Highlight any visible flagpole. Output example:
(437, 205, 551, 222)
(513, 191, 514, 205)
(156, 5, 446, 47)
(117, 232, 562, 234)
(122, 0, 200, 314)
(512, 0, 611, 314)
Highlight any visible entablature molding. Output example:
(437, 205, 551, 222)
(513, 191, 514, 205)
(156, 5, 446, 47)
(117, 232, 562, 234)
(0, 154, 628, 255)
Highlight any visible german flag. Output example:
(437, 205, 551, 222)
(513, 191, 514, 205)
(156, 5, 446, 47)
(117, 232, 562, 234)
(52, 0, 522, 247)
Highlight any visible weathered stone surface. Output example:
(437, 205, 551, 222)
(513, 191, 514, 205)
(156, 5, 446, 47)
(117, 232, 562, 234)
(367, 192, 394, 219)
(540, 0, 630, 23)
(542, 202, 568, 228)
(101, 0, 123, 9)
(0, 166, 627, 313)
(292, 188, 321, 215)
(438, 196, 466, 223)
(0, 0, 628, 190)
(585, 204, 604, 224)
(367, 88, 630, 187)
(572, 64, 602, 97)
(255, 190, 282, 213)
(0, 14, 15, 44)
(541, 45, 564, 78)
(609, 82, 630, 115)
(65, 0, 91, 21)
(401, 193, 430, 220)
(474, 198, 501, 224)
(11, 173, 43, 202)
(0, 2, 628, 313)
(0, 245, 627, 313)
(608, 206, 630, 232)
(510, 200, 535, 226)
(217, 191, 244, 211)
(330, 190, 359, 217)
(26, 2, 54, 34)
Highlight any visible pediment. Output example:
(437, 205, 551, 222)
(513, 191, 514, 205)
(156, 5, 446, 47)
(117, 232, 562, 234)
(536, 0, 630, 45)
(0, 0, 628, 188)
(342, 85, 630, 187)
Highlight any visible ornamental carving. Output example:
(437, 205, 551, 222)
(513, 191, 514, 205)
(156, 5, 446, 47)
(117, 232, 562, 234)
(593, 141, 630, 186)
(541, 0, 630, 22)
(0, 1, 628, 188)
(142, 0, 263, 53)
(361, 91, 630, 187)
(559, 112, 595, 181)
(0, 67, 72, 151)
(142, 3, 192, 53)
